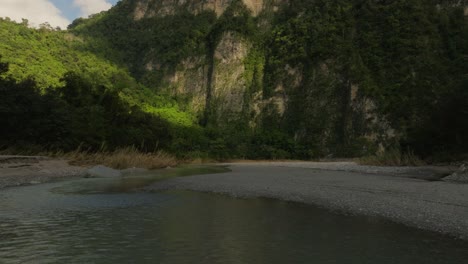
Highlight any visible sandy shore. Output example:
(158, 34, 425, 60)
(147, 162, 468, 239)
(0, 156, 85, 188)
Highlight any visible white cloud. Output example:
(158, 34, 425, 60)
(73, 0, 112, 17)
(0, 0, 70, 29)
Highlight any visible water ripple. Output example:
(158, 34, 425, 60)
(1, 181, 468, 264)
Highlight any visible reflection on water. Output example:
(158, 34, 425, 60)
(1, 167, 468, 264)
(52, 165, 231, 194)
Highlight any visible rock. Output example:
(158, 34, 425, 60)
(86, 165, 122, 178)
(443, 164, 468, 183)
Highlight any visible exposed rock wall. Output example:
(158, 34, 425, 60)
(162, 31, 251, 122)
(166, 56, 209, 114)
(117, 0, 468, 157)
(210, 31, 251, 121)
(134, 0, 268, 19)
(132, 0, 291, 124)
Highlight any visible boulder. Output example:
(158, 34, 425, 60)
(443, 164, 468, 183)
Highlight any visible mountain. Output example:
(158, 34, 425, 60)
(1, 0, 467, 160)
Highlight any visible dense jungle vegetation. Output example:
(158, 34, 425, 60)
(0, 0, 467, 161)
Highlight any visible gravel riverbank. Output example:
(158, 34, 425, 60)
(0, 156, 85, 188)
(3, 157, 467, 239)
(147, 162, 468, 240)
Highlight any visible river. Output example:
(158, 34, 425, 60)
(0, 166, 467, 263)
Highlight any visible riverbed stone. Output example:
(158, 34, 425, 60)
(443, 163, 468, 183)
(86, 165, 122, 178)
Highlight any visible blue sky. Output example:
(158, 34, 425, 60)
(51, 0, 119, 22)
(0, 0, 120, 29)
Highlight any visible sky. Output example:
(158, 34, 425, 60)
(0, 0, 120, 29)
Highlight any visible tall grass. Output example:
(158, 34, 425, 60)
(0, 145, 178, 169)
(65, 147, 178, 169)
(359, 148, 425, 166)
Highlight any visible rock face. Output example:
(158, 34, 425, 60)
(134, 0, 267, 19)
(163, 31, 256, 122)
(444, 164, 468, 183)
(85, 0, 467, 157)
(166, 56, 209, 114)
(210, 31, 251, 120)
(130, 0, 394, 152)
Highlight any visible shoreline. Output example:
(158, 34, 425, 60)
(221, 161, 458, 180)
(0, 156, 86, 189)
(146, 162, 468, 240)
(3, 156, 468, 240)
(0, 157, 457, 189)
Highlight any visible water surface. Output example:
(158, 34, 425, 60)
(1, 166, 467, 264)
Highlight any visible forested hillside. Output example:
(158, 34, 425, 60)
(0, 18, 197, 153)
(1, 0, 467, 161)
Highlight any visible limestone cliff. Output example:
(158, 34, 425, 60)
(126, 0, 405, 153)
(134, 0, 267, 19)
(71, 0, 468, 157)
(210, 31, 251, 120)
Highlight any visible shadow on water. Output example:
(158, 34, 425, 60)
(1, 165, 468, 264)
(51, 165, 231, 194)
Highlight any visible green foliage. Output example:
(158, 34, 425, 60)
(352, 0, 468, 157)
(243, 48, 265, 94)
(259, 0, 468, 159)
(0, 18, 122, 89)
(1, 0, 466, 161)
(70, 1, 216, 85)
(143, 106, 195, 127)
(0, 73, 69, 148)
(207, 0, 257, 47)
(0, 18, 198, 130)
(0, 67, 174, 151)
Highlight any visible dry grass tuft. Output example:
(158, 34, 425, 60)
(359, 148, 425, 167)
(65, 147, 178, 170)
